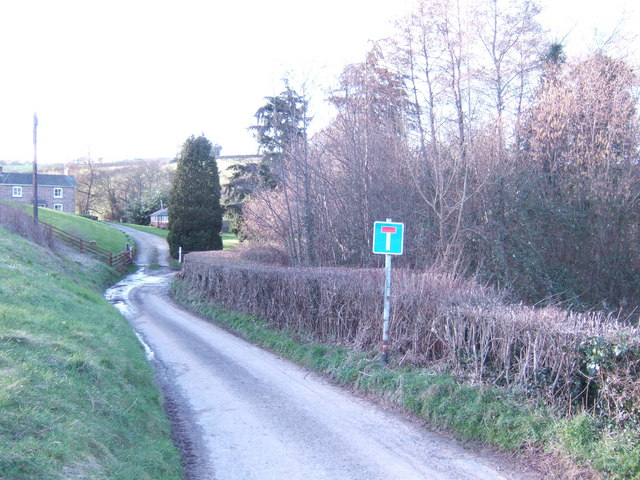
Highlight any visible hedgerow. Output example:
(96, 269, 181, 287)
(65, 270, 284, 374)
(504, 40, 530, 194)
(180, 247, 640, 426)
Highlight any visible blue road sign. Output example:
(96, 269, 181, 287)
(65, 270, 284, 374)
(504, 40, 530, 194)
(373, 221, 404, 255)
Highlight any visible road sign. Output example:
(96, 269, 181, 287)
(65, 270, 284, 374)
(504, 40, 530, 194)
(372, 221, 404, 255)
(372, 219, 405, 364)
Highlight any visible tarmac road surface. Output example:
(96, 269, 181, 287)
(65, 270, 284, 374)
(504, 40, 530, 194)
(106, 227, 538, 480)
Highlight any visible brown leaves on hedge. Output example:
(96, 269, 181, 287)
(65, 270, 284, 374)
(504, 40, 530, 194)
(181, 248, 640, 425)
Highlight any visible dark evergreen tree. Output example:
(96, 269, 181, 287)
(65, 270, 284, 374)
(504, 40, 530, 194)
(224, 83, 312, 249)
(168, 135, 223, 258)
(250, 83, 308, 186)
(223, 161, 274, 236)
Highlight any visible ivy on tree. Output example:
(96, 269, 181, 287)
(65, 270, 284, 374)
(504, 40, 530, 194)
(168, 135, 223, 258)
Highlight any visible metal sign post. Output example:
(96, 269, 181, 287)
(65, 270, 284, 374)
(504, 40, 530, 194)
(372, 219, 405, 364)
(382, 252, 392, 363)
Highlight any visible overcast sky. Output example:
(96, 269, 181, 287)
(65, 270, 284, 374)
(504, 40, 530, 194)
(0, 0, 638, 164)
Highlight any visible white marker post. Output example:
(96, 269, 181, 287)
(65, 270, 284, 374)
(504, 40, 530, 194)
(372, 219, 405, 364)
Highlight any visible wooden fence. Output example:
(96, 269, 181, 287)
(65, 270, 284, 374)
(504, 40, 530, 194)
(39, 221, 134, 272)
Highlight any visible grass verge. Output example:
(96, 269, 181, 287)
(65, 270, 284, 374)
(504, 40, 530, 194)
(0, 226, 183, 480)
(171, 278, 640, 480)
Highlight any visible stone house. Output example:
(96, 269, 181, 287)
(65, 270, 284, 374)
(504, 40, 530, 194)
(0, 167, 77, 213)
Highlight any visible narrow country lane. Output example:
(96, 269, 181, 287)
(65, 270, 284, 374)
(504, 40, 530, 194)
(108, 224, 170, 268)
(106, 227, 538, 480)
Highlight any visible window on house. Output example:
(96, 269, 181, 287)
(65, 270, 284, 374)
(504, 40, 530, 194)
(53, 204, 63, 212)
(12, 186, 22, 197)
(54, 188, 63, 198)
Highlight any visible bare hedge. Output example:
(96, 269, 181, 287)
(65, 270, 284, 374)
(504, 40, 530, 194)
(180, 248, 640, 424)
(0, 203, 55, 248)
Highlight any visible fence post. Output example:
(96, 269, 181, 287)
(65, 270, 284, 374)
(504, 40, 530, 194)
(109, 253, 112, 266)
(178, 246, 182, 264)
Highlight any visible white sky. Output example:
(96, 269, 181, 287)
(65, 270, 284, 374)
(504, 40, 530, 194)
(0, 0, 638, 164)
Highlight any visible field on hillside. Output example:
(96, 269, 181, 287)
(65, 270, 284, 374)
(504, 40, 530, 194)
(3, 154, 259, 186)
(163, 154, 259, 186)
(0, 218, 183, 479)
(0, 163, 32, 172)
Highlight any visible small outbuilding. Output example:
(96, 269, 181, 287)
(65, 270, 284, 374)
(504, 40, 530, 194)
(149, 207, 169, 229)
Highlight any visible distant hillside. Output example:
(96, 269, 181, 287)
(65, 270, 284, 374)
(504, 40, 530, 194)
(1, 155, 261, 186)
(218, 155, 260, 185)
(0, 161, 33, 173)
(164, 154, 260, 186)
(1, 155, 261, 222)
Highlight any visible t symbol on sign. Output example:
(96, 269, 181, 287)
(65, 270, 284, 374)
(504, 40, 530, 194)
(381, 226, 397, 251)
(372, 220, 404, 255)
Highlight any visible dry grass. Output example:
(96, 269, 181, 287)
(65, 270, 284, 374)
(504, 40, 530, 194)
(0, 203, 55, 248)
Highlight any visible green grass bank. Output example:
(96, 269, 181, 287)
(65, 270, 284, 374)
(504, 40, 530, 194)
(172, 278, 640, 480)
(0, 223, 183, 479)
(3, 204, 131, 253)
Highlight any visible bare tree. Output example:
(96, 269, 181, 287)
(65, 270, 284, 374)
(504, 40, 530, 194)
(68, 155, 102, 215)
(476, 0, 542, 156)
(239, 0, 640, 311)
(389, 0, 476, 270)
(321, 47, 410, 265)
(524, 53, 637, 175)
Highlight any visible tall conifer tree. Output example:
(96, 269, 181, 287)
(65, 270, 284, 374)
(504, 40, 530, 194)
(168, 135, 223, 258)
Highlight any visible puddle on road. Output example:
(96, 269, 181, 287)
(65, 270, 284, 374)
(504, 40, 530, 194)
(104, 267, 167, 360)
(104, 268, 166, 316)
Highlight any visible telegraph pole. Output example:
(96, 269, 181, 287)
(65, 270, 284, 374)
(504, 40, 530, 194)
(32, 113, 39, 222)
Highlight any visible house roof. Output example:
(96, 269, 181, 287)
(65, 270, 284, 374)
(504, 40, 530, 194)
(150, 207, 168, 217)
(0, 173, 77, 188)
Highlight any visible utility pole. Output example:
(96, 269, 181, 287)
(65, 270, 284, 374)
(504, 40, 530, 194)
(32, 113, 39, 222)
